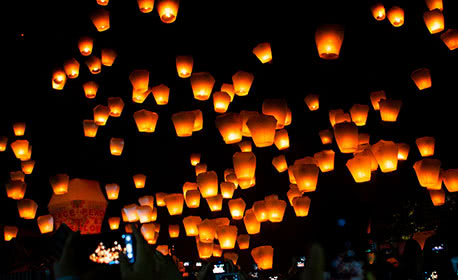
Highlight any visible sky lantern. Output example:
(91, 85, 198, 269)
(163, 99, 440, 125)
(426, 171, 443, 191)
(319, 129, 333, 145)
(83, 81, 99, 99)
(97, 0, 109, 6)
(63, 58, 80, 78)
(370, 90, 386, 110)
(358, 133, 370, 147)
(191, 109, 203, 132)
(228, 198, 246, 220)
(78, 37, 94, 56)
(346, 154, 372, 183)
(6, 180, 26, 200)
(334, 112, 352, 126)
(213, 91, 231, 113)
(37, 215, 54, 234)
(132, 88, 151, 104)
(17, 199, 38, 219)
(240, 110, 259, 137)
(197, 171, 218, 198)
(265, 199, 286, 222)
(50, 174, 70, 195)
(0, 136, 7, 152)
(252, 42, 272, 63)
(251, 246, 274, 270)
(195, 163, 207, 176)
(429, 189, 445, 206)
(137, 0, 154, 13)
(90, 8, 110, 32)
(176, 55, 193, 78)
(4, 226, 18, 241)
(86, 56, 102, 74)
(215, 113, 243, 144)
(287, 187, 302, 206)
(416, 136, 435, 157)
(233, 152, 256, 186)
(411, 68, 432, 90)
(191, 72, 215, 101)
(108, 217, 120, 230)
(185, 189, 201, 208)
(198, 219, 216, 243)
(443, 169, 458, 192)
(183, 182, 198, 196)
(413, 159, 441, 188)
(101, 48, 117, 66)
(333, 122, 358, 153)
(423, 9, 444, 34)
(93, 105, 110, 126)
(292, 197, 311, 217)
(190, 153, 201, 166)
(83, 120, 98, 137)
(247, 115, 277, 148)
(138, 195, 155, 209)
(10, 171, 25, 182)
(133, 110, 159, 133)
(151, 84, 170, 105)
(315, 24, 344, 60)
(272, 155, 288, 173)
(440, 29, 458, 50)
(141, 223, 157, 244)
(217, 225, 238, 249)
(292, 163, 319, 192)
(52, 68, 67, 90)
(129, 69, 149, 91)
(379, 99, 402, 122)
(371, 3, 386, 21)
(252, 201, 269, 223)
(243, 209, 261, 234)
(107, 97, 124, 117)
(105, 183, 119, 200)
(262, 98, 288, 129)
(172, 111, 196, 137)
(206, 195, 223, 212)
(237, 234, 250, 250)
(224, 169, 235, 180)
(157, 0, 179, 23)
(357, 148, 379, 172)
(133, 174, 146, 189)
(314, 150, 335, 172)
(164, 193, 184, 215)
(220, 83, 235, 102)
(350, 104, 369, 126)
(274, 129, 290, 150)
(328, 109, 344, 127)
(123, 204, 139, 222)
(110, 138, 124, 156)
(137, 206, 154, 223)
(220, 182, 236, 199)
(397, 143, 410, 160)
(10, 140, 31, 161)
(183, 216, 201, 236)
(168, 224, 180, 238)
(21, 160, 35, 175)
(226, 174, 239, 189)
(197, 240, 214, 259)
(238, 140, 252, 152)
(304, 94, 319, 111)
(425, 0, 443, 11)
(387, 6, 404, 27)
(371, 140, 398, 173)
(232, 71, 254, 96)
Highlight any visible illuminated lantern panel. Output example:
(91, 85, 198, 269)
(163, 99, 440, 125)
(371, 3, 386, 21)
(423, 9, 444, 34)
(397, 143, 410, 160)
(379, 99, 402, 122)
(172, 111, 196, 137)
(284, 108, 292, 127)
(206, 195, 223, 212)
(213, 91, 231, 113)
(292, 164, 319, 193)
(237, 234, 250, 249)
(164, 193, 184, 216)
(356, 148, 379, 172)
(217, 225, 238, 249)
(137, 0, 154, 13)
(108, 217, 120, 230)
(265, 199, 286, 223)
(319, 129, 333, 145)
(416, 136, 435, 157)
(272, 155, 288, 173)
(123, 204, 139, 223)
(212, 245, 222, 257)
(287, 187, 302, 206)
(247, 115, 277, 148)
(90, 8, 110, 32)
(226, 174, 239, 189)
(314, 150, 335, 172)
(425, 0, 443, 11)
(411, 68, 432, 90)
(37, 215, 54, 234)
(238, 141, 252, 152)
(101, 48, 117, 66)
(110, 138, 124, 156)
(157, 0, 180, 24)
(4, 226, 18, 241)
(429, 189, 445, 206)
(387, 6, 405, 27)
(274, 129, 290, 150)
(220, 182, 235, 199)
(52, 69, 67, 90)
(83, 120, 98, 137)
(17, 199, 38, 219)
(413, 159, 441, 188)
(50, 174, 70, 195)
(240, 110, 259, 137)
(252, 42, 272, 63)
(185, 189, 201, 208)
(228, 198, 246, 220)
(304, 94, 319, 111)
(251, 246, 274, 270)
(243, 209, 261, 234)
(137, 206, 154, 223)
(21, 160, 35, 175)
(78, 37, 94, 56)
(0, 136, 7, 152)
(233, 152, 256, 184)
(191, 72, 215, 101)
(138, 195, 155, 208)
(198, 219, 216, 243)
(86, 56, 102, 74)
(169, 224, 180, 238)
(440, 29, 458, 51)
(6, 180, 26, 200)
(83, 81, 99, 99)
(443, 169, 458, 192)
(334, 122, 358, 153)
(190, 153, 201, 166)
(197, 240, 214, 259)
(197, 171, 218, 198)
(288, 167, 297, 184)
(132, 174, 146, 189)
(133, 110, 159, 133)
(129, 69, 150, 91)
(215, 113, 243, 144)
(63, 58, 80, 79)
(195, 163, 207, 176)
(182, 216, 202, 236)
(369, 90, 386, 111)
(329, 109, 344, 127)
(141, 223, 157, 244)
(105, 183, 120, 200)
(334, 112, 352, 126)
(151, 84, 170, 105)
(292, 197, 312, 217)
(176, 55, 193, 78)
(262, 99, 288, 129)
(371, 140, 398, 173)
(252, 201, 268, 223)
(346, 154, 372, 183)
(107, 97, 125, 117)
(350, 104, 369, 126)
(427, 172, 443, 191)
(132, 88, 150, 104)
(315, 24, 344, 60)
(11, 140, 31, 161)
(220, 83, 235, 102)
(224, 169, 235, 180)
(232, 71, 254, 96)
(192, 109, 204, 132)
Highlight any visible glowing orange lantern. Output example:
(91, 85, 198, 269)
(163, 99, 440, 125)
(220, 83, 235, 102)
(141, 223, 157, 244)
(247, 115, 277, 148)
(184, 189, 200, 208)
(130, 69, 149, 91)
(191, 109, 203, 132)
(123, 204, 139, 222)
(371, 140, 398, 173)
(319, 129, 333, 145)
(233, 152, 256, 186)
(195, 163, 207, 176)
(198, 219, 216, 242)
(379, 99, 402, 122)
(304, 94, 319, 111)
(226, 174, 239, 188)
(206, 195, 223, 212)
(253, 42, 272, 63)
(183, 182, 198, 196)
(215, 113, 243, 144)
(37, 215, 54, 234)
(429, 189, 445, 206)
(228, 198, 246, 220)
(150, 84, 169, 105)
(137, 206, 154, 223)
(240, 110, 259, 137)
(0, 136, 7, 152)
(172, 111, 196, 137)
(314, 150, 335, 172)
(108, 217, 120, 230)
(86, 56, 102, 74)
(190, 153, 201, 166)
(220, 182, 236, 199)
(370, 90, 386, 110)
(272, 155, 288, 173)
(78, 37, 94, 56)
(315, 24, 344, 60)
(213, 91, 231, 113)
(10, 171, 25, 182)
(397, 143, 410, 160)
(238, 141, 252, 152)
(110, 138, 124, 156)
(387, 6, 404, 27)
(21, 160, 35, 175)
(49, 174, 69, 195)
(416, 136, 435, 157)
(284, 108, 292, 126)
(423, 9, 444, 34)
(274, 129, 290, 150)
(197, 171, 218, 198)
(440, 29, 458, 50)
(138, 195, 155, 208)
(83, 120, 98, 137)
(5, 180, 26, 200)
(11, 140, 31, 161)
(191, 72, 215, 101)
(93, 105, 110, 126)
(232, 71, 254, 96)
(176, 55, 193, 78)
(197, 240, 214, 259)
(265, 199, 286, 222)
(132, 88, 150, 104)
(292, 197, 311, 217)
(4, 226, 18, 241)
(157, 0, 179, 23)
(243, 209, 261, 234)
(107, 97, 124, 117)
(105, 183, 120, 200)
(63, 58, 80, 79)
(133, 110, 159, 133)
(217, 225, 238, 249)
(90, 8, 110, 32)
(224, 252, 239, 265)
(183, 216, 201, 236)
(101, 48, 117, 66)
(328, 109, 344, 127)
(83, 81, 98, 99)
(168, 224, 180, 238)
(425, 0, 443, 11)
(17, 199, 38, 219)
(164, 193, 184, 215)
(52, 69, 67, 90)
(251, 246, 274, 270)
(97, 0, 109, 6)
(333, 122, 358, 153)
(131, 174, 146, 189)
(237, 234, 250, 249)
(346, 154, 372, 183)
(252, 201, 268, 223)
(137, 0, 154, 13)
(443, 169, 458, 192)
(411, 68, 432, 90)
(287, 187, 302, 206)
(413, 159, 441, 187)
(350, 104, 369, 126)
(371, 3, 386, 21)
(262, 99, 288, 129)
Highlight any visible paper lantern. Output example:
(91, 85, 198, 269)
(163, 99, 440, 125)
(253, 42, 272, 63)
(168, 224, 180, 238)
(197, 171, 218, 198)
(413, 159, 441, 187)
(416, 136, 435, 157)
(172, 111, 196, 137)
(319, 129, 333, 145)
(265, 199, 286, 223)
(272, 155, 288, 173)
(237, 234, 250, 250)
(78, 37, 94, 56)
(247, 115, 277, 148)
(176, 55, 193, 78)
(10, 171, 25, 182)
(291, 163, 318, 192)
(83, 120, 98, 137)
(224, 169, 235, 180)
(387, 6, 404, 27)
(215, 113, 242, 144)
(429, 189, 445, 206)
(63, 58, 80, 79)
(397, 143, 410, 160)
(440, 29, 458, 50)
(304, 94, 319, 111)
(90, 8, 110, 32)
(443, 169, 458, 192)
(240, 111, 259, 137)
(137, 206, 154, 223)
(333, 122, 358, 153)
(238, 141, 252, 152)
(133, 110, 159, 133)
(251, 246, 274, 270)
(371, 3, 386, 20)
(130, 70, 149, 92)
(132, 88, 150, 104)
(217, 225, 238, 249)
(86, 56, 102, 74)
(131, 174, 146, 189)
(315, 24, 344, 60)
(157, 0, 179, 23)
(183, 216, 201, 236)
(99, 49, 117, 67)
(232, 71, 254, 96)
(371, 140, 398, 173)
(213, 91, 231, 113)
(195, 163, 207, 176)
(17, 199, 38, 219)
(183, 182, 198, 196)
(228, 198, 246, 220)
(11, 140, 31, 161)
(198, 219, 216, 242)
(164, 193, 184, 215)
(379, 99, 402, 122)
(335, 112, 352, 126)
(83, 81, 99, 99)
(274, 129, 290, 150)
(123, 204, 139, 222)
(110, 138, 124, 156)
(37, 215, 54, 234)
(350, 104, 369, 126)
(149, 84, 170, 105)
(21, 160, 35, 175)
(191, 72, 215, 101)
(50, 174, 69, 195)
(226, 174, 239, 188)
(252, 201, 268, 223)
(5, 180, 26, 200)
(370, 90, 386, 110)
(346, 154, 372, 183)
(328, 109, 344, 127)
(411, 68, 432, 90)
(423, 9, 444, 34)
(214, 218, 230, 228)
(106, 97, 124, 117)
(52, 68, 67, 90)
(97, 0, 109, 6)
(287, 187, 302, 206)
(141, 223, 157, 244)
(137, 0, 154, 13)
(220, 182, 236, 199)
(0, 136, 7, 152)
(189, 110, 202, 132)
(138, 195, 155, 208)
(189, 153, 201, 166)
(357, 148, 379, 171)
(292, 197, 311, 217)
(197, 240, 214, 259)
(4, 226, 18, 241)
(262, 99, 288, 129)
(219, 83, 235, 102)
(233, 152, 256, 185)
(93, 105, 110, 126)
(427, 171, 443, 191)
(425, 0, 443, 11)
(243, 209, 261, 234)
(105, 183, 120, 200)
(184, 189, 200, 208)
(314, 150, 335, 172)
(358, 134, 370, 147)
(108, 217, 120, 230)
(209, 244, 222, 258)
(206, 195, 223, 212)
(284, 108, 292, 126)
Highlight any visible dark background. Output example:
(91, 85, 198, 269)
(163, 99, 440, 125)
(1, 0, 458, 274)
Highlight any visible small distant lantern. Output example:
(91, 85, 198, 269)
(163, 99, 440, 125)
(101, 48, 117, 66)
(228, 198, 246, 220)
(237, 234, 250, 249)
(443, 169, 458, 192)
(172, 111, 196, 137)
(110, 138, 124, 156)
(4, 226, 18, 241)
(190, 153, 201, 166)
(429, 189, 445, 206)
(411, 68, 432, 90)
(371, 140, 398, 173)
(195, 163, 207, 176)
(215, 113, 243, 144)
(346, 154, 372, 183)
(90, 8, 110, 32)
(206, 195, 223, 212)
(93, 105, 110, 126)
(78, 37, 94, 56)
(292, 163, 319, 193)
(425, 0, 443, 11)
(253, 42, 272, 63)
(314, 150, 335, 172)
(137, 206, 153, 223)
(37, 215, 54, 234)
(133, 110, 159, 133)
(63, 58, 80, 78)
(6, 180, 26, 200)
(220, 83, 235, 101)
(164, 193, 184, 216)
(387, 6, 404, 27)
(220, 182, 236, 199)
(238, 141, 252, 152)
(97, 0, 109, 6)
(52, 68, 67, 90)
(371, 3, 386, 21)
(247, 115, 277, 148)
(83, 81, 99, 99)
(397, 143, 410, 160)
(379, 99, 402, 122)
(105, 183, 120, 200)
(423, 9, 444, 34)
(251, 246, 274, 270)
(243, 209, 261, 234)
(350, 104, 369, 126)
(265, 199, 286, 223)
(272, 155, 288, 173)
(369, 90, 386, 111)
(108, 217, 120, 230)
(83, 120, 98, 137)
(413, 159, 441, 188)
(169, 224, 180, 238)
(17, 199, 38, 219)
(262, 99, 288, 129)
(137, 0, 154, 13)
(197, 171, 218, 198)
(139, 195, 155, 208)
(191, 72, 215, 101)
(213, 91, 231, 113)
(183, 216, 201, 236)
(304, 94, 319, 111)
(21, 160, 35, 175)
(0, 136, 7, 152)
(217, 225, 238, 249)
(315, 24, 344, 60)
(274, 129, 290, 150)
(232, 71, 254, 96)
(151, 84, 170, 105)
(440, 29, 458, 50)
(107, 97, 125, 117)
(86, 56, 102, 74)
(176, 55, 193, 78)
(292, 197, 311, 217)
(157, 0, 179, 23)
(132, 174, 146, 189)
(11, 140, 30, 161)
(185, 189, 201, 208)
(50, 174, 69, 195)
(416, 136, 435, 157)
(319, 129, 333, 145)
(334, 122, 358, 153)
